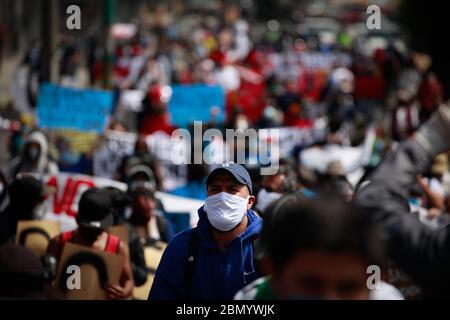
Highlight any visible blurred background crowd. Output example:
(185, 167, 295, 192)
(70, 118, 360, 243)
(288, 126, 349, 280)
(0, 0, 450, 300)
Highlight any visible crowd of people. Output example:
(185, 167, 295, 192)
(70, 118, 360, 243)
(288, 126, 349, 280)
(1, 2, 450, 300)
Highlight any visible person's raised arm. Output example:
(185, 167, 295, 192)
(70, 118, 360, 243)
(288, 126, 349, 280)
(356, 104, 450, 287)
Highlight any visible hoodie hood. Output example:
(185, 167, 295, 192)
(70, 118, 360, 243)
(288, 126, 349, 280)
(22, 131, 49, 173)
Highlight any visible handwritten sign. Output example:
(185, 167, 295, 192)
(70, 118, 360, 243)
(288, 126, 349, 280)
(168, 84, 225, 128)
(93, 131, 137, 178)
(37, 83, 113, 133)
(55, 242, 123, 300)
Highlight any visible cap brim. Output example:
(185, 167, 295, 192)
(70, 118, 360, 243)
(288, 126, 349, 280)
(78, 213, 113, 230)
(206, 168, 251, 193)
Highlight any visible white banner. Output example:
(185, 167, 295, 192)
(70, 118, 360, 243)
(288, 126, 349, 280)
(259, 119, 328, 158)
(38, 173, 202, 232)
(93, 130, 137, 179)
(146, 131, 187, 191)
(39, 173, 127, 231)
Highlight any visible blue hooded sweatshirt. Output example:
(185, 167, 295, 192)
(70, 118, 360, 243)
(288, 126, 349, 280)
(148, 206, 262, 300)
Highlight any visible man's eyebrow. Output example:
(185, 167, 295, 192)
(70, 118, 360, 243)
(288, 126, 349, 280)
(207, 183, 221, 188)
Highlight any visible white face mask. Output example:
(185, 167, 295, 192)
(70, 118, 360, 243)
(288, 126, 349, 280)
(256, 188, 283, 212)
(204, 192, 249, 232)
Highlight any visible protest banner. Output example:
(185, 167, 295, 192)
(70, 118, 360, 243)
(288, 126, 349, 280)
(55, 130, 99, 154)
(299, 126, 376, 176)
(93, 130, 186, 186)
(259, 118, 328, 158)
(37, 83, 113, 133)
(39, 173, 127, 231)
(37, 172, 202, 232)
(268, 51, 352, 75)
(168, 84, 225, 128)
(146, 131, 188, 190)
(133, 241, 167, 300)
(55, 243, 124, 300)
(16, 220, 61, 257)
(93, 130, 137, 178)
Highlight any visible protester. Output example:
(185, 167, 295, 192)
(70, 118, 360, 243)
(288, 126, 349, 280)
(234, 194, 403, 300)
(9, 131, 59, 179)
(0, 244, 62, 299)
(116, 135, 162, 190)
(46, 187, 134, 299)
(149, 162, 261, 299)
(254, 158, 299, 214)
(356, 105, 450, 299)
(317, 160, 354, 201)
(128, 186, 174, 244)
(2, 0, 450, 301)
(104, 187, 148, 287)
(0, 175, 46, 244)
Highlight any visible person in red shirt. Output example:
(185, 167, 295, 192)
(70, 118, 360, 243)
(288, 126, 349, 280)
(138, 84, 176, 135)
(47, 188, 134, 299)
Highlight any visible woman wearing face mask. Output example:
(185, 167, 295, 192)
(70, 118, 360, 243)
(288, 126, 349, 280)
(149, 162, 262, 300)
(9, 131, 59, 179)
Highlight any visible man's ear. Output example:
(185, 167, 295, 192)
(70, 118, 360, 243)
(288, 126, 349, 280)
(247, 195, 256, 209)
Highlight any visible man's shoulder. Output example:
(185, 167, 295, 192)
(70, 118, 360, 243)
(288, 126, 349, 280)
(166, 228, 196, 251)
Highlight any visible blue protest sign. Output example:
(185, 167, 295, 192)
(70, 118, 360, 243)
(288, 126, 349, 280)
(37, 83, 114, 133)
(168, 84, 225, 128)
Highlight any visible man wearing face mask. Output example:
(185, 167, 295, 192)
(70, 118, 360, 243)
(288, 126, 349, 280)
(9, 131, 59, 179)
(149, 162, 262, 300)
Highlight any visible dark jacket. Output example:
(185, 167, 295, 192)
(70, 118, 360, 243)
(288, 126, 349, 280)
(148, 207, 262, 300)
(356, 139, 450, 299)
(127, 223, 148, 287)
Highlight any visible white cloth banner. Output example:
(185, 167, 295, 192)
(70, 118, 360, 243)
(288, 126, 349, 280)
(259, 119, 328, 158)
(93, 130, 137, 179)
(146, 131, 187, 191)
(37, 173, 202, 232)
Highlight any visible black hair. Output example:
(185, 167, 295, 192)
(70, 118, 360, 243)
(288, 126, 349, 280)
(129, 186, 155, 201)
(260, 194, 384, 270)
(276, 158, 299, 193)
(7, 175, 44, 218)
(103, 187, 131, 220)
(78, 187, 112, 222)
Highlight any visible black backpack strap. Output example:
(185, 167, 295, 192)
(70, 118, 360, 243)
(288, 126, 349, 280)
(184, 227, 201, 297)
(155, 216, 168, 242)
